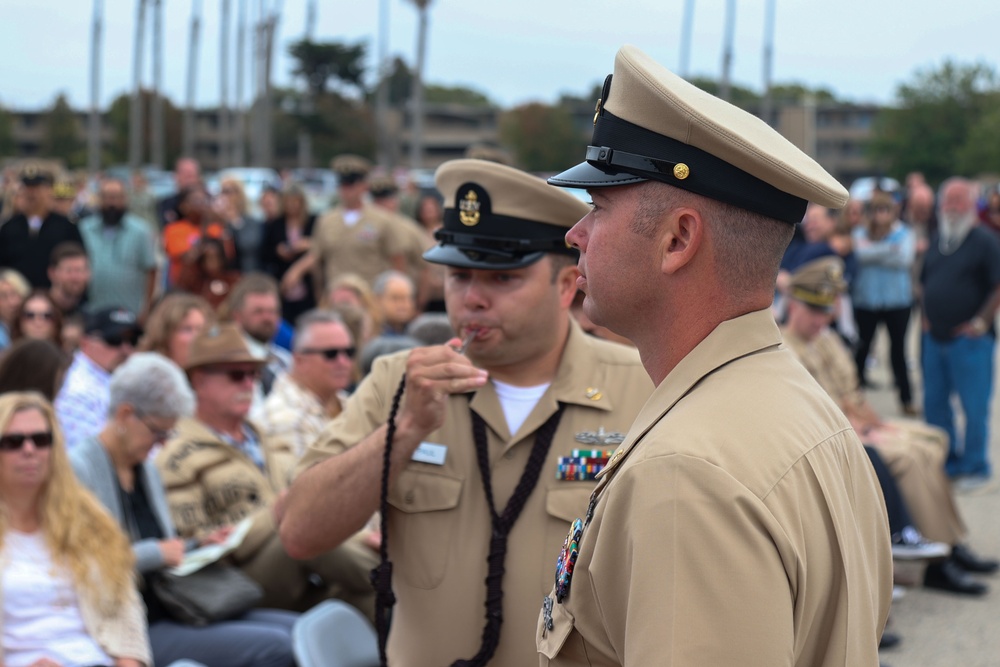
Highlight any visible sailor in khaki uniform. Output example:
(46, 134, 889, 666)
(282, 155, 408, 294)
(537, 45, 892, 666)
(782, 256, 998, 593)
(278, 160, 654, 667)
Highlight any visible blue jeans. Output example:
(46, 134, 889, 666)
(921, 332, 995, 478)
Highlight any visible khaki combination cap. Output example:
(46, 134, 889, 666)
(368, 175, 399, 200)
(185, 323, 265, 371)
(549, 45, 849, 224)
(789, 256, 847, 312)
(331, 154, 372, 185)
(426, 159, 591, 270)
(20, 162, 55, 187)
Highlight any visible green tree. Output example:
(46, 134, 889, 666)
(956, 101, 1000, 176)
(0, 105, 13, 156)
(868, 60, 1000, 184)
(42, 93, 84, 167)
(272, 88, 376, 165)
(105, 91, 184, 166)
(425, 84, 492, 107)
(500, 103, 585, 172)
(288, 39, 368, 97)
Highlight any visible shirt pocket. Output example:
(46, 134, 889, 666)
(541, 487, 593, 593)
(387, 468, 464, 590)
(537, 595, 578, 664)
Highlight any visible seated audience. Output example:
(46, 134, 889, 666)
(0, 269, 31, 351)
(0, 391, 151, 666)
(177, 237, 241, 309)
(781, 257, 998, 595)
(55, 307, 138, 451)
(138, 293, 214, 369)
(155, 324, 377, 616)
(9, 290, 63, 349)
(47, 241, 90, 319)
(0, 338, 68, 401)
(71, 353, 297, 667)
(261, 310, 356, 458)
(372, 270, 417, 336)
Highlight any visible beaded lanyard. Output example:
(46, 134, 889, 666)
(372, 372, 565, 667)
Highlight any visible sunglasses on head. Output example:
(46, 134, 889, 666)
(0, 431, 54, 451)
(23, 310, 53, 321)
(301, 346, 356, 361)
(205, 367, 261, 383)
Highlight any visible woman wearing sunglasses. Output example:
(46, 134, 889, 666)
(0, 391, 151, 667)
(70, 352, 297, 667)
(9, 290, 63, 349)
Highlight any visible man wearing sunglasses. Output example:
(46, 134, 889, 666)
(55, 306, 139, 451)
(155, 323, 378, 617)
(261, 309, 356, 459)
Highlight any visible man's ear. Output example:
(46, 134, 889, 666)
(556, 263, 581, 309)
(659, 207, 704, 276)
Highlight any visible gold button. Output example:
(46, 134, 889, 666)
(673, 163, 690, 180)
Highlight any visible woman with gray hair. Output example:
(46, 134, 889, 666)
(70, 352, 297, 667)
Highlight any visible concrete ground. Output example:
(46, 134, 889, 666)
(863, 325, 1000, 667)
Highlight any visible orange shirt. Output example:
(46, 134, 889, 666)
(162, 220, 229, 287)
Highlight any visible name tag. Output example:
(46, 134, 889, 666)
(412, 442, 448, 466)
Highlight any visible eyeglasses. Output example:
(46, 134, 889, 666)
(138, 416, 175, 444)
(101, 331, 140, 347)
(0, 431, 54, 451)
(23, 310, 53, 321)
(301, 346, 356, 361)
(205, 367, 261, 383)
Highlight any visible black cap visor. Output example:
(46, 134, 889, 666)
(423, 244, 549, 271)
(548, 159, 649, 189)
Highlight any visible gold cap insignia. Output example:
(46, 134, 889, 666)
(593, 98, 602, 126)
(673, 163, 690, 180)
(459, 189, 481, 226)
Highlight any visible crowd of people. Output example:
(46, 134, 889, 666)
(1, 47, 999, 667)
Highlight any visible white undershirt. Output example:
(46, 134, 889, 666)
(493, 380, 551, 436)
(1, 530, 113, 667)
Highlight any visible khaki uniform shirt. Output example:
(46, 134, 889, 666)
(384, 210, 434, 287)
(156, 417, 297, 561)
(538, 310, 892, 667)
(781, 327, 864, 410)
(300, 321, 653, 667)
(313, 204, 408, 287)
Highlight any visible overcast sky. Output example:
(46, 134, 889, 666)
(1, 0, 998, 112)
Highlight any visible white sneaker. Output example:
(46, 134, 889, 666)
(891, 526, 950, 560)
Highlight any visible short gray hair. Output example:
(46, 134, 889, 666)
(360, 335, 420, 377)
(108, 352, 195, 419)
(293, 309, 349, 352)
(372, 270, 414, 297)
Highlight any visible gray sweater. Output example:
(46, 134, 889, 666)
(70, 436, 177, 574)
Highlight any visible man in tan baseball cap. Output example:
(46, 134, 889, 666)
(279, 159, 654, 667)
(155, 323, 378, 616)
(538, 45, 891, 667)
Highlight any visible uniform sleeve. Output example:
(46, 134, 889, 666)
(589, 457, 795, 666)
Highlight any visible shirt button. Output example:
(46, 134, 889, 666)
(404, 491, 415, 504)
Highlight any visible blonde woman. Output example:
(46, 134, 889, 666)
(0, 391, 151, 666)
(217, 178, 262, 274)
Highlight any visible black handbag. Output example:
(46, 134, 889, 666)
(152, 563, 263, 626)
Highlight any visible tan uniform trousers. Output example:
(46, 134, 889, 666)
(236, 527, 378, 620)
(869, 419, 966, 545)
